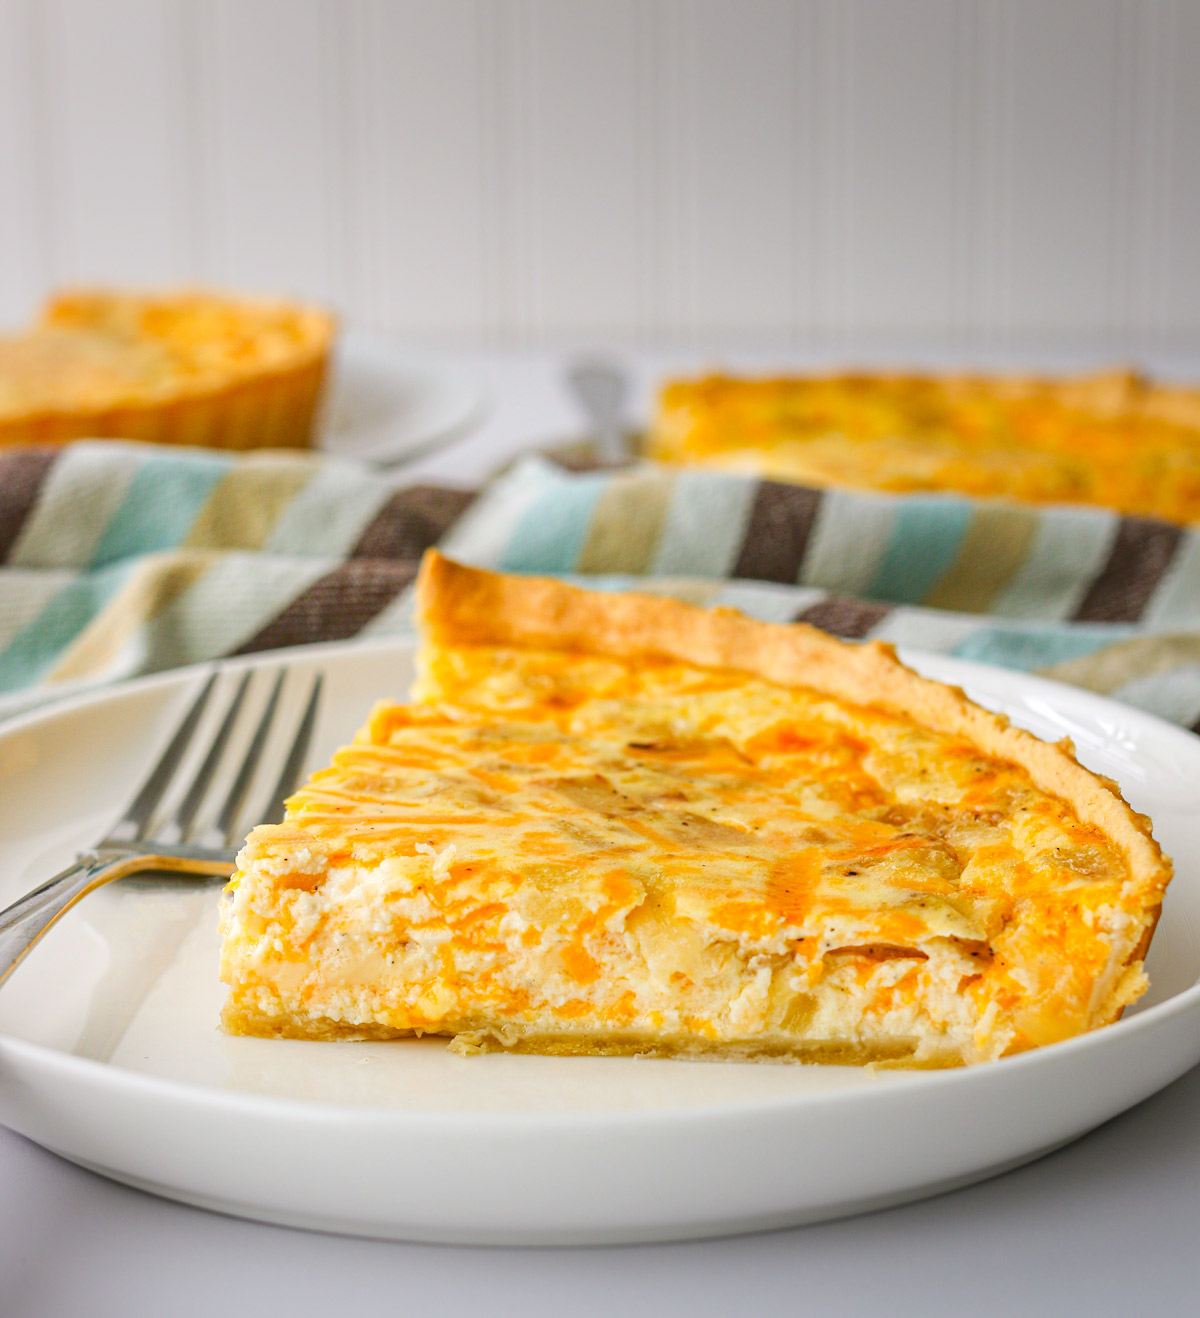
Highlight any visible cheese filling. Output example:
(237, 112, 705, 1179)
(220, 643, 1150, 1066)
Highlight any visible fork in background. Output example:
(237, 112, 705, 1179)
(0, 665, 323, 988)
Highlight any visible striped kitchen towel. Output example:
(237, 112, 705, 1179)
(0, 442, 473, 717)
(438, 455, 1200, 731)
(3, 443, 1200, 731)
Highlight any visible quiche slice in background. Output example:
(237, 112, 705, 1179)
(219, 551, 1171, 1067)
(0, 288, 335, 450)
(651, 369, 1200, 523)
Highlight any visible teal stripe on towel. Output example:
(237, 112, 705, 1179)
(0, 561, 136, 693)
(498, 472, 606, 574)
(88, 451, 231, 567)
(867, 499, 972, 605)
(950, 625, 1131, 673)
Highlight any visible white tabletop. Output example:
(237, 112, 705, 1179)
(3, 347, 1198, 1317)
(4, 1061, 1198, 1317)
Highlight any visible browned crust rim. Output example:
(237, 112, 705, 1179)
(416, 550, 1172, 1030)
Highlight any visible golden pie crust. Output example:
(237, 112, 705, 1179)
(651, 369, 1200, 522)
(0, 288, 335, 450)
(218, 552, 1171, 1066)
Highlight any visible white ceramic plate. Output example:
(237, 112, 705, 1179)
(317, 331, 487, 464)
(0, 639, 1197, 1245)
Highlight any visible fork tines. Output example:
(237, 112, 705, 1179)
(104, 666, 323, 856)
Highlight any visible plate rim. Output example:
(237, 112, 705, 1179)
(317, 329, 490, 465)
(1, 634, 1198, 1129)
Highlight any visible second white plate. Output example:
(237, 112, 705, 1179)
(318, 332, 486, 464)
(0, 639, 1197, 1244)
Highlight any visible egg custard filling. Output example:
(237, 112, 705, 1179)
(219, 553, 1171, 1067)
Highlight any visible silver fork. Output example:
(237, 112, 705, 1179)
(0, 665, 323, 988)
(567, 359, 631, 464)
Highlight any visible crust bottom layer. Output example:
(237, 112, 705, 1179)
(220, 1003, 950, 1067)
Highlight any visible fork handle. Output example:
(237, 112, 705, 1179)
(0, 853, 130, 988)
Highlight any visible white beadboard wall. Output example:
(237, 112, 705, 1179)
(0, 0, 1197, 350)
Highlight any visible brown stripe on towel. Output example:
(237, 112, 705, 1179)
(0, 448, 59, 562)
(350, 486, 476, 561)
(1072, 518, 1184, 623)
(731, 482, 824, 583)
(795, 595, 891, 639)
(233, 559, 418, 654)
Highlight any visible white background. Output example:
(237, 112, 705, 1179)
(1, 0, 1198, 352)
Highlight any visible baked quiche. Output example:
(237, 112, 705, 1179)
(652, 369, 1200, 523)
(219, 552, 1171, 1067)
(0, 288, 335, 449)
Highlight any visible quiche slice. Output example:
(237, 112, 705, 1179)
(219, 552, 1171, 1066)
(0, 288, 334, 450)
(651, 369, 1200, 523)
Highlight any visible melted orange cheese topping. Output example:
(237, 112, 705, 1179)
(652, 371, 1200, 522)
(221, 642, 1144, 1063)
